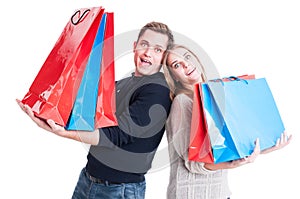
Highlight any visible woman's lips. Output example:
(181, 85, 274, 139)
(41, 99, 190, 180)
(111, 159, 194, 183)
(186, 67, 196, 76)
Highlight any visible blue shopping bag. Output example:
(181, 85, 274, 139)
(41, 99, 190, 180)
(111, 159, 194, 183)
(202, 77, 285, 163)
(66, 13, 107, 131)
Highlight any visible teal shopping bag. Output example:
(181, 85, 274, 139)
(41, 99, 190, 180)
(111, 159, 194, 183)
(66, 13, 107, 131)
(202, 77, 285, 163)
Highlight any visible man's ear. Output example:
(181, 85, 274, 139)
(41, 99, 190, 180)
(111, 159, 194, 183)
(133, 41, 137, 53)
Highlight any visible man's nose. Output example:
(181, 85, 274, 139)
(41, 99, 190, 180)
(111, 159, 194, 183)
(144, 47, 152, 57)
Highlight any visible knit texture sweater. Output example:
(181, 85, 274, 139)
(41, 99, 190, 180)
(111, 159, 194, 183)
(166, 94, 231, 199)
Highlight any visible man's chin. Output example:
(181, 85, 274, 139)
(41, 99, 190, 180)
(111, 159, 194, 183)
(136, 67, 159, 76)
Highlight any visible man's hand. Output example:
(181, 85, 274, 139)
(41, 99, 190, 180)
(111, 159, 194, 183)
(16, 99, 53, 132)
(16, 99, 99, 145)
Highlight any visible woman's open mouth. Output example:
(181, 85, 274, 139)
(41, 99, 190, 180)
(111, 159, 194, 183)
(186, 67, 196, 76)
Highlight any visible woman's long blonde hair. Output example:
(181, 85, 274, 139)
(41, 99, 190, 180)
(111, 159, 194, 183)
(162, 44, 208, 100)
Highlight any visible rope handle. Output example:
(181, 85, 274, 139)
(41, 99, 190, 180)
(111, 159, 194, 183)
(71, 9, 91, 25)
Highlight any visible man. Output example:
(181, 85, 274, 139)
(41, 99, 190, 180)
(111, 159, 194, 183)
(17, 21, 174, 199)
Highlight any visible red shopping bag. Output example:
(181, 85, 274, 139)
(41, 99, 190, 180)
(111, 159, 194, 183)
(188, 83, 214, 163)
(22, 7, 105, 126)
(188, 74, 255, 163)
(95, 12, 118, 128)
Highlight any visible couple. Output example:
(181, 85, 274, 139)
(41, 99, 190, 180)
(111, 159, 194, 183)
(17, 21, 291, 199)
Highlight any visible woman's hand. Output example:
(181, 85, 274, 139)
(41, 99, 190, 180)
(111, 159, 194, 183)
(261, 132, 292, 154)
(204, 131, 292, 171)
(204, 138, 261, 170)
(228, 138, 261, 167)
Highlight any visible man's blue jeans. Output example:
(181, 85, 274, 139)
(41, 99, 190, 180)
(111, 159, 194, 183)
(71, 168, 146, 199)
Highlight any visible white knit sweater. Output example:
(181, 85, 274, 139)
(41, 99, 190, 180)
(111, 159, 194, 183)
(166, 94, 231, 199)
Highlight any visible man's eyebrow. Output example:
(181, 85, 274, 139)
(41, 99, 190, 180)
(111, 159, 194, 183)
(140, 40, 165, 49)
(139, 40, 149, 44)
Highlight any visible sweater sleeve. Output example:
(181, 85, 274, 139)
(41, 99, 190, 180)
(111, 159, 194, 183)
(167, 94, 216, 174)
(98, 83, 171, 149)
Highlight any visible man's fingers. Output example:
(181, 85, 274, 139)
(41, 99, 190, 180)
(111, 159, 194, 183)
(16, 99, 26, 112)
(47, 119, 64, 132)
(16, 99, 35, 117)
(47, 119, 56, 129)
(24, 105, 35, 118)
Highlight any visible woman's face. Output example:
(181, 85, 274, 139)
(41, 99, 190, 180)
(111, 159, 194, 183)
(167, 47, 202, 87)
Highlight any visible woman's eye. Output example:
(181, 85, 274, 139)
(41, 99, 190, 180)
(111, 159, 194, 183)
(173, 63, 181, 69)
(185, 54, 191, 60)
(155, 48, 162, 53)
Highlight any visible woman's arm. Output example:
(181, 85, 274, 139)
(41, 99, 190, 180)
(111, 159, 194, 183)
(204, 138, 261, 171)
(167, 95, 292, 173)
(167, 95, 215, 174)
(204, 131, 292, 170)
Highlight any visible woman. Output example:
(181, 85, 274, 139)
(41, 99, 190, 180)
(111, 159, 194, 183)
(162, 44, 292, 199)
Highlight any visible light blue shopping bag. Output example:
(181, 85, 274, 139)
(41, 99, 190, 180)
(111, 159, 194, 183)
(202, 77, 285, 163)
(66, 13, 107, 131)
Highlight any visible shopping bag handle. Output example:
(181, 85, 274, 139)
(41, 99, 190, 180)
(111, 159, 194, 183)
(71, 9, 91, 25)
(226, 76, 248, 83)
(210, 76, 248, 85)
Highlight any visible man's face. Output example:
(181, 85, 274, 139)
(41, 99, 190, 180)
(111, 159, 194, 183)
(133, 29, 169, 77)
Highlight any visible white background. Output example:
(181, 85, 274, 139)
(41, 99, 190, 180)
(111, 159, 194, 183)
(1, 0, 299, 198)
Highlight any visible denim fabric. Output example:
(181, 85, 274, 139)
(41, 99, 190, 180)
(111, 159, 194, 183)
(71, 168, 146, 199)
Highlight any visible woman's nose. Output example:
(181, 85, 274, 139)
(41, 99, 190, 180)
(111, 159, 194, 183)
(181, 61, 188, 68)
